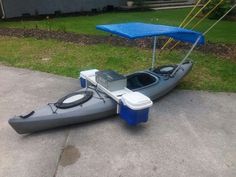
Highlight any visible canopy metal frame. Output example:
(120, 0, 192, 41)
(151, 35, 201, 76)
(170, 36, 201, 77)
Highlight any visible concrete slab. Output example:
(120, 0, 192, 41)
(55, 91, 236, 177)
(0, 65, 79, 177)
(0, 65, 235, 177)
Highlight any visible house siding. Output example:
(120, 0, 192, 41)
(1, 0, 125, 18)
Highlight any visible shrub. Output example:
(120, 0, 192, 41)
(134, 0, 145, 7)
(202, 0, 232, 19)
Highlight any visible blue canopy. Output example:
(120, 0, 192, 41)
(96, 22, 205, 45)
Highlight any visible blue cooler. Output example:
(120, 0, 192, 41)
(79, 69, 98, 88)
(119, 92, 153, 125)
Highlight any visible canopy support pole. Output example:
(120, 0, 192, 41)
(151, 36, 157, 70)
(170, 36, 201, 77)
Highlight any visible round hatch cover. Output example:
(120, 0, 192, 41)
(55, 91, 93, 109)
(63, 94, 86, 104)
(154, 65, 177, 74)
(160, 66, 174, 72)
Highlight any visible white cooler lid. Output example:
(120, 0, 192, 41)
(80, 69, 98, 78)
(121, 92, 153, 110)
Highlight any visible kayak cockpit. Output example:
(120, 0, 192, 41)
(127, 72, 159, 90)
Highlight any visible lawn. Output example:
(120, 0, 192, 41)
(0, 9, 235, 92)
(0, 8, 236, 44)
(0, 36, 235, 92)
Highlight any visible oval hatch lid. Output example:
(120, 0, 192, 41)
(63, 94, 86, 104)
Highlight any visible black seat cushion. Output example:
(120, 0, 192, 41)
(127, 73, 157, 90)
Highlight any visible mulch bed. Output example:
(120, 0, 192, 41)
(0, 28, 235, 62)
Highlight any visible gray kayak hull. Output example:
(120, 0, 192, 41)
(9, 91, 117, 134)
(9, 61, 193, 134)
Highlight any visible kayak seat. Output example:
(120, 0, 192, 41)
(127, 72, 157, 90)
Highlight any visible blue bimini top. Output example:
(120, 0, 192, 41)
(96, 22, 205, 45)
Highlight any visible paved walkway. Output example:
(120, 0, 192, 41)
(0, 65, 235, 177)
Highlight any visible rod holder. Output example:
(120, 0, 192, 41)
(151, 36, 157, 70)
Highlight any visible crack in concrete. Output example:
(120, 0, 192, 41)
(53, 130, 70, 177)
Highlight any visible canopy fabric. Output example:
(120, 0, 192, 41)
(96, 22, 205, 45)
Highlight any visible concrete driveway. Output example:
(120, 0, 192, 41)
(0, 65, 235, 177)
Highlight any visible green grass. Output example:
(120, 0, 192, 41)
(0, 36, 235, 92)
(0, 8, 236, 44)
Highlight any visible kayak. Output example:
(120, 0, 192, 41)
(9, 22, 205, 134)
(9, 61, 192, 134)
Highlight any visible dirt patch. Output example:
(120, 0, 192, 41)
(0, 28, 235, 62)
(59, 145, 80, 167)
